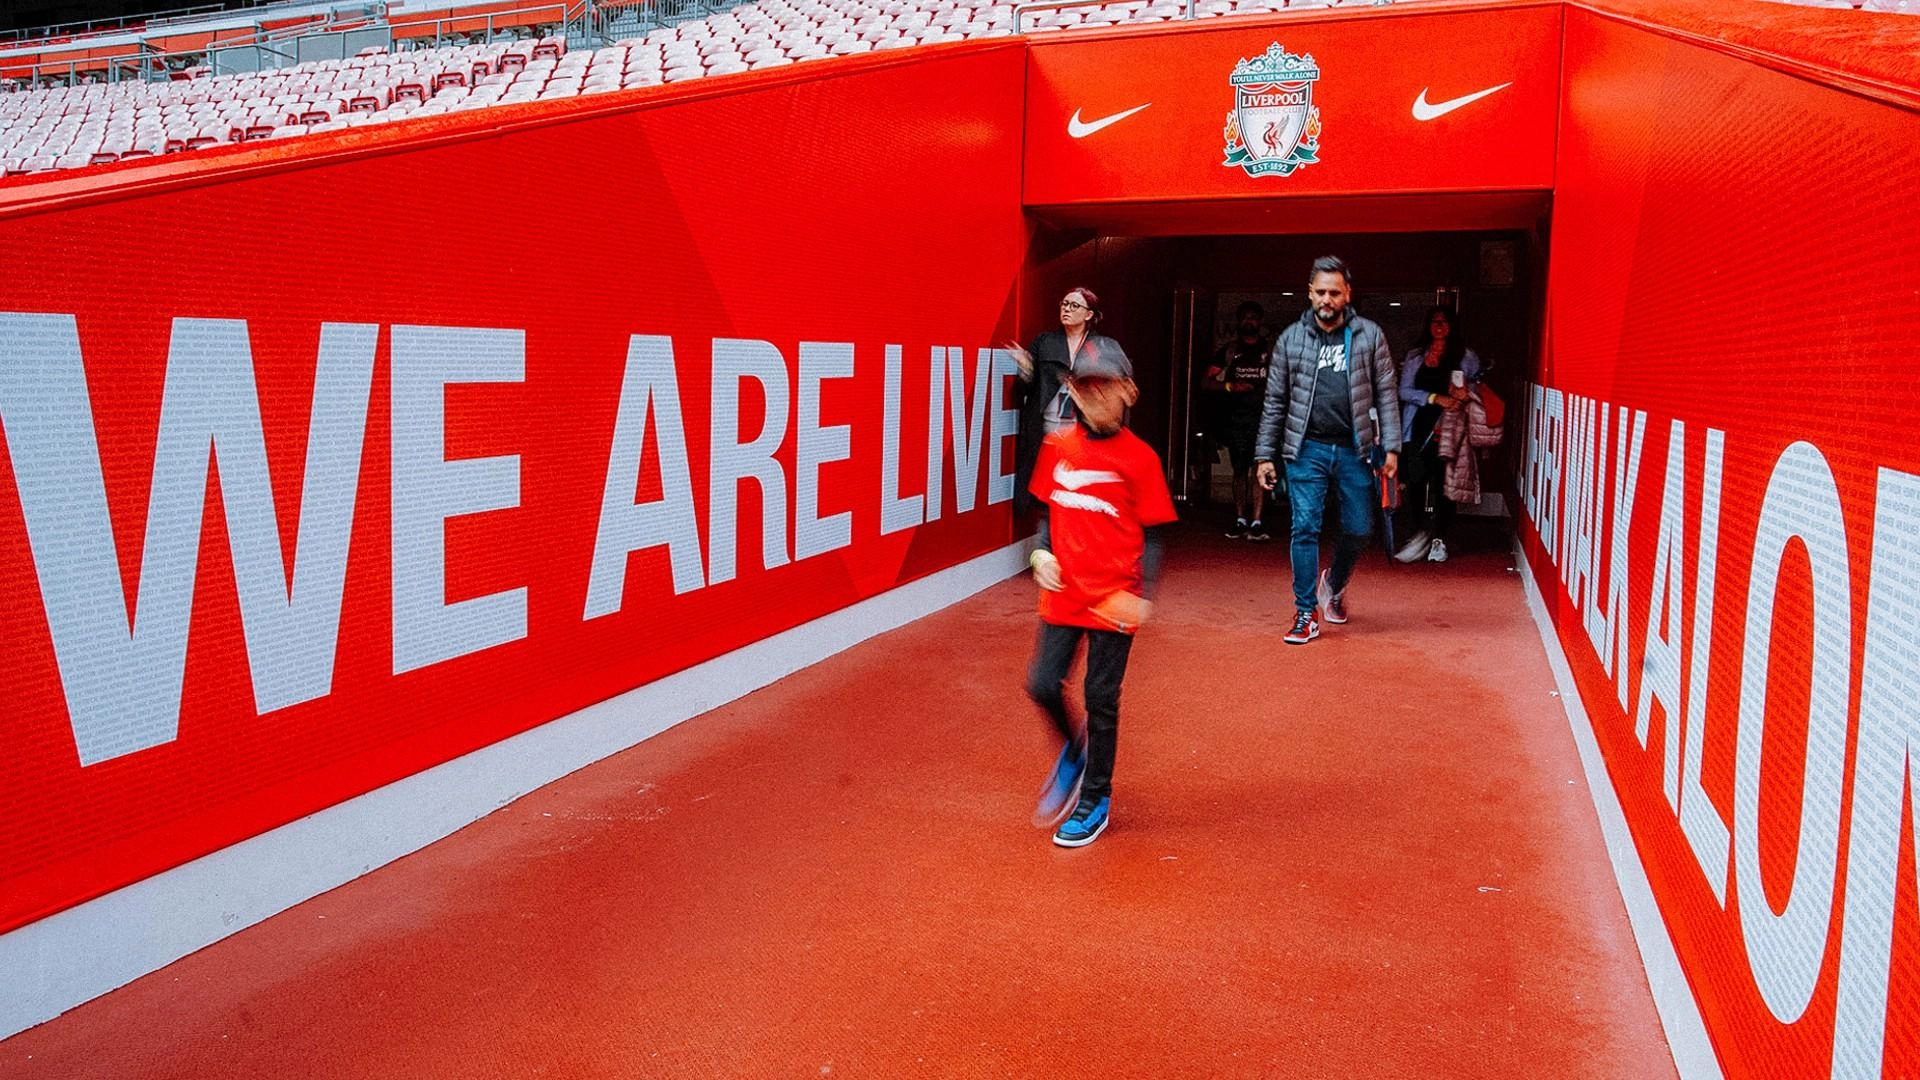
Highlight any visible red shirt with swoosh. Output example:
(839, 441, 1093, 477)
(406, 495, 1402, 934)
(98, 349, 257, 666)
(1029, 427, 1177, 631)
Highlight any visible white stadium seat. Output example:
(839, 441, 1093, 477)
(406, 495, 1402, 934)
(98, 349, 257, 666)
(10, 0, 1895, 178)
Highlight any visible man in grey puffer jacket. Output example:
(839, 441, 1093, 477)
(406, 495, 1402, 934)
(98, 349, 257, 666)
(1254, 256, 1401, 645)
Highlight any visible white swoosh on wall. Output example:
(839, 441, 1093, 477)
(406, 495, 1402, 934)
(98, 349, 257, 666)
(1068, 102, 1152, 138)
(1411, 82, 1513, 121)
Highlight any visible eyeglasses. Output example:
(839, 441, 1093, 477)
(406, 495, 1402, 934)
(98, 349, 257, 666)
(1060, 300, 1089, 311)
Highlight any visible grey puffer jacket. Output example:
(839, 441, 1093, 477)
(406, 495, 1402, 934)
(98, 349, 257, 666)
(1253, 309, 1402, 463)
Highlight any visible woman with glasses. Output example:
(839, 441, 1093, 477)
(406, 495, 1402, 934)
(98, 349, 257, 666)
(1007, 286, 1134, 514)
(1393, 306, 1482, 564)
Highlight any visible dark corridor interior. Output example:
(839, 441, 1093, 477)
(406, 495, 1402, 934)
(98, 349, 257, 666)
(1020, 226, 1545, 553)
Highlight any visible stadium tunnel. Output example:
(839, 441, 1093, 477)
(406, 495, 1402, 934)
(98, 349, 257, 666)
(1, 0, 1918, 1076)
(1020, 216, 1546, 531)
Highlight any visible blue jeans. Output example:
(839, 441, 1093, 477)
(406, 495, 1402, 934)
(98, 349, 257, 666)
(1283, 438, 1377, 613)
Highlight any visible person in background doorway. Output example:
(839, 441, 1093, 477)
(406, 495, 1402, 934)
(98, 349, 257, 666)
(1394, 306, 1482, 564)
(1203, 301, 1273, 541)
(1254, 256, 1401, 645)
(1007, 287, 1133, 515)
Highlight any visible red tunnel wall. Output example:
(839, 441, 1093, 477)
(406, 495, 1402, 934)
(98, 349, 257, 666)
(1525, 7, 1920, 1076)
(0, 45, 1030, 934)
(2, 7, 1920, 1076)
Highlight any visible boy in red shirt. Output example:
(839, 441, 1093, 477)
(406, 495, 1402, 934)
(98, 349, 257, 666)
(1025, 353, 1177, 847)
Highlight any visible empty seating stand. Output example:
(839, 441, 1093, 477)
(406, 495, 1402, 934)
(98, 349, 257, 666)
(1, 0, 1911, 177)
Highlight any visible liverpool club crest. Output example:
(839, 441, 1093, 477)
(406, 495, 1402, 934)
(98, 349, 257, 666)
(1222, 42, 1322, 178)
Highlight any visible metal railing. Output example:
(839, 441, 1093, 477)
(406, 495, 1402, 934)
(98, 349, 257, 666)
(3, 54, 165, 87)
(0, 0, 601, 88)
(0, 0, 369, 47)
(5, 29, 269, 87)
(1014, 0, 1201, 32)
(208, 41, 300, 76)
(384, 2, 578, 49)
(0, 3, 226, 45)
(1007, 0, 1383, 31)
(589, 0, 757, 35)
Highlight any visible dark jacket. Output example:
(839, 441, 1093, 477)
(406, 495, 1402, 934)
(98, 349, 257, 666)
(1254, 308, 1401, 463)
(1013, 329, 1131, 512)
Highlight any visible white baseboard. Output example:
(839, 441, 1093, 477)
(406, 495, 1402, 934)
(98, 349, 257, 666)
(1513, 540, 1726, 1080)
(0, 539, 1029, 1041)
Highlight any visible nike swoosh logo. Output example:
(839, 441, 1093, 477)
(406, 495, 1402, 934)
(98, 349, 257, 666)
(1411, 83, 1512, 121)
(1068, 102, 1151, 138)
(1055, 462, 1124, 490)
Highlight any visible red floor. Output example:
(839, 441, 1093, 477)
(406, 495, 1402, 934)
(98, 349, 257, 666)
(0, 525, 1678, 1079)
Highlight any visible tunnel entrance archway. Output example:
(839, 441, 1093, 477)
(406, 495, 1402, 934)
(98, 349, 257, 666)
(1019, 208, 1548, 556)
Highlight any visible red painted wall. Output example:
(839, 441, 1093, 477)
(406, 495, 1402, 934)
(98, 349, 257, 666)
(1022, 4, 1562, 208)
(6, 8, 1920, 1075)
(1523, 8, 1920, 1076)
(0, 46, 1030, 934)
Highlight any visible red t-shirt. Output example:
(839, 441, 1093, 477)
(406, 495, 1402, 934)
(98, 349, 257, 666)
(1029, 426, 1178, 631)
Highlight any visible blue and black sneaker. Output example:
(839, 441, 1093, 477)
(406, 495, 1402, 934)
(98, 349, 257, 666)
(1052, 795, 1111, 848)
(1031, 739, 1087, 828)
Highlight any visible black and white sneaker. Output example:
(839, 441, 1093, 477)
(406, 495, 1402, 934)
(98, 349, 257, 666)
(1225, 518, 1248, 539)
(1245, 520, 1271, 542)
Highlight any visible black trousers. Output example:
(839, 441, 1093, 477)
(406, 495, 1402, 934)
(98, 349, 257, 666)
(1026, 620, 1135, 803)
(1403, 439, 1456, 540)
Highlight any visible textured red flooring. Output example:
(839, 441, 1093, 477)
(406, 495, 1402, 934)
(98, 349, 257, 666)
(0, 524, 1678, 1080)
